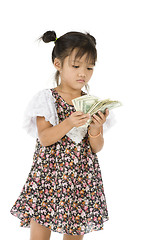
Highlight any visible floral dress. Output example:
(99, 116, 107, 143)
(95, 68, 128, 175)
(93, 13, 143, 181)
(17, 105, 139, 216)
(10, 88, 109, 235)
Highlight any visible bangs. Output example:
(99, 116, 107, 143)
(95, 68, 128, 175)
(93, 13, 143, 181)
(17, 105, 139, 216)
(70, 46, 97, 65)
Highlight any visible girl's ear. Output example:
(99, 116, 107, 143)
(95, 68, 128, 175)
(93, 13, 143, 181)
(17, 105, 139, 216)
(54, 58, 62, 71)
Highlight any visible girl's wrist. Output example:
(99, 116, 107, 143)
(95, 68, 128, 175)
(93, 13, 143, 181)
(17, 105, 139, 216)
(88, 126, 102, 138)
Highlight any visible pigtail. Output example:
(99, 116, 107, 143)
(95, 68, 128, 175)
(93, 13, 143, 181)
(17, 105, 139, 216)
(39, 31, 57, 43)
(38, 30, 97, 91)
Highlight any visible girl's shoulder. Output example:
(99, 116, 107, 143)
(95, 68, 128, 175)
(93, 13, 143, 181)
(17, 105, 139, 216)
(30, 88, 55, 102)
(25, 88, 57, 112)
(22, 88, 59, 138)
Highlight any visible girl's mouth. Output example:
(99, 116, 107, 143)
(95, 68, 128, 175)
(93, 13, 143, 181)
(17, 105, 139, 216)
(77, 79, 85, 82)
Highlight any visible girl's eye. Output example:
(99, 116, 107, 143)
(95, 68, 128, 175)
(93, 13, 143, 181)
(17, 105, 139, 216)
(72, 65, 79, 68)
(87, 68, 93, 71)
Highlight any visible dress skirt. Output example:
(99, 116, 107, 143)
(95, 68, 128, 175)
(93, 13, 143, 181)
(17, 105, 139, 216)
(10, 88, 109, 235)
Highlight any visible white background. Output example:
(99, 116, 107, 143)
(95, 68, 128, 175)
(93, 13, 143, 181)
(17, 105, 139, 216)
(0, 0, 160, 239)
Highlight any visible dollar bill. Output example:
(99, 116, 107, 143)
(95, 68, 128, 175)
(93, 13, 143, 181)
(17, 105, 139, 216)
(72, 95, 99, 112)
(72, 94, 122, 126)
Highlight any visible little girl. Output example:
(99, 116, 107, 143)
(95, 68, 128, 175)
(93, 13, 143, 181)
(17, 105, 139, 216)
(10, 30, 110, 240)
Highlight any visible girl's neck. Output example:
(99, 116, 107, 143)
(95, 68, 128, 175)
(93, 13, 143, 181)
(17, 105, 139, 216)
(56, 84, 82, 96)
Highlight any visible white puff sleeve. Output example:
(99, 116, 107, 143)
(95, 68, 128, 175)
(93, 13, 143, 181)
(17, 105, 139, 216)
(22, 89, 59, 138)
(103, 111, 117, 134)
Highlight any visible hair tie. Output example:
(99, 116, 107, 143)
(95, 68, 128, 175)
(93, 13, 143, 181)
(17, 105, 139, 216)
(54, 37, 58, 43)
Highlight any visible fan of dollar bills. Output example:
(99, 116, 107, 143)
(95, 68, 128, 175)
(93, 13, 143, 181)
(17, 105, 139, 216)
(72, 94, 122, 126)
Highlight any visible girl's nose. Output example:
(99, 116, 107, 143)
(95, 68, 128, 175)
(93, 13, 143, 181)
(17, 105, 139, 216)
(78, 72, 86, 78)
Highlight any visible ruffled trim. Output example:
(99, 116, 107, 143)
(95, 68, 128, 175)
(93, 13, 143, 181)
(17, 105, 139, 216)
(22, 89, 59, 138)
(103, 111, 117, 133)
(22, 88, 117, 142)
(66, 125, 88, 144)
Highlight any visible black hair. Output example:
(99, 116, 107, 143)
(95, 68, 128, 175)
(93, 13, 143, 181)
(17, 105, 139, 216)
(38, 30, 97, 92)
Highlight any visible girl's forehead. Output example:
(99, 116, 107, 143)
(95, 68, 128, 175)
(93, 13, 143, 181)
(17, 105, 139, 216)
(68, 50, 95, 65)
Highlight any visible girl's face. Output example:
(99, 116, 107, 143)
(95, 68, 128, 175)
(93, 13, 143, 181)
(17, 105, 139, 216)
(59, 48, 95, 92)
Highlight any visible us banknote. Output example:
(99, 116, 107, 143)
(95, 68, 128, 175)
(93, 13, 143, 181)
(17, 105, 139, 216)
(72, 94, 122, 126)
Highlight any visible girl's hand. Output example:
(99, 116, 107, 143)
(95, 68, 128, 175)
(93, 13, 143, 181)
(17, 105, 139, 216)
(67, 111, 90, 128)
(89, 108, 109, 130)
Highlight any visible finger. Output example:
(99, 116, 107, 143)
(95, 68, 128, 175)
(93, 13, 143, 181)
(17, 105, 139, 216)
(97, 111, 105, 120)
(105, 108, 109, 115)
(79, 113, 90, 119)
(79, 119, 89, 126)
(76, 111, 84, 115)
(91, 117, 97, 124)
(93, 114, 102, 124)
(92, 117, 101, 127)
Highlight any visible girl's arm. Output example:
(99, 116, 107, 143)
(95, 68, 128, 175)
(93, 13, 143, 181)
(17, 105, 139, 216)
(36, 116, 73, 147)
(37, 111, 90, 147)
(88, 126, 104, 153)
(88, 109, 109, 153)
